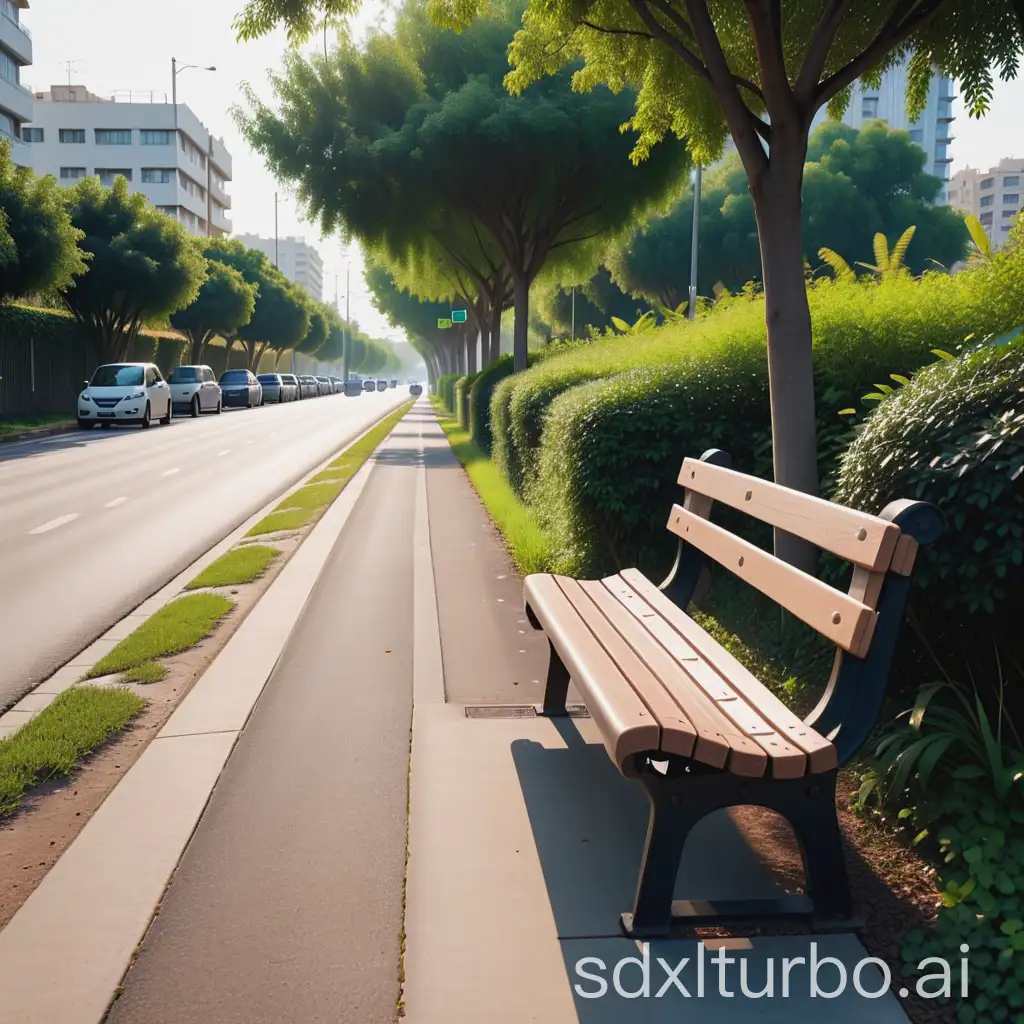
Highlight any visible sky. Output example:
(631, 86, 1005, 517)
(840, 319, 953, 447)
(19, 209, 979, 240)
(23, 0, 401, 344)
(20, 0, 1024, 338)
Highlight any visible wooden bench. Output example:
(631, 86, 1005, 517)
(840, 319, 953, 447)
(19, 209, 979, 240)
(524, 448, 943, 938)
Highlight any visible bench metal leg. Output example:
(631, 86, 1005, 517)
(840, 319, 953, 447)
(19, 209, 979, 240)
(539, 640, 570, 717)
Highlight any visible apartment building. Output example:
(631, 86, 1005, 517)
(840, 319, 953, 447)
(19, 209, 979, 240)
(22, 84, 232, 237)
(234, 233, 324, 302)
(947, 158, 1023, 249)
(0, 0, 33, 167)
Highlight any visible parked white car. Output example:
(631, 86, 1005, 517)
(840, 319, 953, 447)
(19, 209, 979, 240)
(168, 365, 222, 417)
(77, 362, 172, 429)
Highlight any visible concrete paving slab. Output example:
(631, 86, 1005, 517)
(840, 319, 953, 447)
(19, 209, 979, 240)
(402, 704, 909, 1023)
(0, 730, 237, 1024)
(100, 614, 150, 643)
(32, 664, 86, 695)
(65, 636, 119, 669)
(9, 690, 56, 714)
(0, 708, 36, 734)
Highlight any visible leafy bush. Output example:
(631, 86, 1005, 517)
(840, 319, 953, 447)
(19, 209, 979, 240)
(455, 370, 481, 430)
(834, 333, 1024, 716)
(437, 373, 462, 413)
(517, 270, 1015, 578)
(470, 352, 541, 453)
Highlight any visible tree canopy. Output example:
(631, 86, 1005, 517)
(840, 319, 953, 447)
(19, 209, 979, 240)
(170, 253, 257, 365)
(0, 142, 87, 304)
(62, 176, 205, 364)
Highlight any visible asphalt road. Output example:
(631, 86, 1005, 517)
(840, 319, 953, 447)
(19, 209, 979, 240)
(106, 419, 416, 1024)
(0, 389, 407, 711)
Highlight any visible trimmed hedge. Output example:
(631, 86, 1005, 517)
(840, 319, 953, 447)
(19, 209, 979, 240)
(437, 373, 462, 413)
(455, 371, 481, 430)
(504, 262, 1024, 579)
(470, 354, 514, 453)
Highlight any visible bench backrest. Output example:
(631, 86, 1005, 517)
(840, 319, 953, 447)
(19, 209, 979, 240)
(667, 455, 912, 659)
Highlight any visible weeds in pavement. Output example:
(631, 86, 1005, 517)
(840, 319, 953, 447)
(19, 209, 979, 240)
(85, 593, 234, 678)
(0, 686, 144, 818)
(186, 545, 280, 590)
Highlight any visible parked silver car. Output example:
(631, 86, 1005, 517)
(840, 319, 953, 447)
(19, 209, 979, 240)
(168, 365, 221, 416)
(298, 375, 320, 399)
(315, 375, 333, 396)
(279, 373, 301, 399)
(257, 373, 298, 403)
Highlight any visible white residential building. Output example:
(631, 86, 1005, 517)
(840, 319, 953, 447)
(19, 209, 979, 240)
(22, 84, 232, 237)
(809, 60, 956, 200)
(234, 233, 324, 302)
(947, 158, 1023, 249)
(0, 0, 33, 167)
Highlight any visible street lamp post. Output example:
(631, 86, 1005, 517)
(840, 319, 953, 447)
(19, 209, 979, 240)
(688, 163, 702, 321)
(274, 192, 279, 268)
(170, 58, 216, 129)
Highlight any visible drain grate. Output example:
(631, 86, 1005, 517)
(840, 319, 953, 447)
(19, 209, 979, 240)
(464, 704, 591, 719)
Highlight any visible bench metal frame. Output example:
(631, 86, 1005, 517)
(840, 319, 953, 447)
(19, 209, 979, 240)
(535, 448, 944, 938)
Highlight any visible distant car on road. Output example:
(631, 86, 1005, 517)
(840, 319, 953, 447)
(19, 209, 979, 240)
(278, 373, 301, 400)
(329, 376, 344, 394)
(219, 369, 263, 408)
(298, 375, 320, 399)
(376, 379, 387, 392)
(315, 375, 333, 396)
(388, 379, 398, 389)
(78, 362, 172, 429)
(257, 373, 297, 404)
(344, 378, 363, 396)
(362, 378, 376, 393)
(168, 365, 221, 417)
(409, 382, 423, 397)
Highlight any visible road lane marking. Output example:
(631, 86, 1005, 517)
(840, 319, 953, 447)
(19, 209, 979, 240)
(29, 513, 80, 535)
(161, 468, 180, 477)
(104, 497, 130, 508)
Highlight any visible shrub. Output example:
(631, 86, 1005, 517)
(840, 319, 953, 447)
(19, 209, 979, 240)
(437, 373, 462, 413)
(455, 371, 481, 430)
(834, 333, 1024, 718)
(469, 355, 517, 452)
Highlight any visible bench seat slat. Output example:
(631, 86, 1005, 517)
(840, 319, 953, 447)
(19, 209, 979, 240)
(620, 568, 838, 773)
(667, 505, 879, 657)
(574, 580, 736, 771)
(598, 577, 806, 779)
(556, 579, 698, 760)
(679, 458, 900, 571)
(523, 574, 661, 772)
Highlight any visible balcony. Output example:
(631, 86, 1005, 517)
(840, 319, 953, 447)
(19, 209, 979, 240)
(0, 9, 31, 64)
(0, 73, 32, 123)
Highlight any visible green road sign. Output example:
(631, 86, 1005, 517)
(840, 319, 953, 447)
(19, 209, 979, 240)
(451, 309, 467, 323)
(437, 318, 453, 329)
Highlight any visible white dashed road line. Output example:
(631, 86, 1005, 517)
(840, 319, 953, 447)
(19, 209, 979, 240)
(29, 513, 80, 536)
(104, 497, 130, 508)
(161, 468, 181, 477)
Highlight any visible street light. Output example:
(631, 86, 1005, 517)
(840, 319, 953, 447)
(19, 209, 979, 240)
(688, 163, 702, 321)
(170, 57, 216, 129)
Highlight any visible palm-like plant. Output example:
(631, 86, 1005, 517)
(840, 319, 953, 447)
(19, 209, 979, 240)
(610, 310, 658, 335)
(819, 226, 918, 282)
(964, 213, 993, 263)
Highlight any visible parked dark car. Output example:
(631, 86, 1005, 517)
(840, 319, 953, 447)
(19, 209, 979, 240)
(279, 373, 300, 400)
(298, 375, 320, 399)
(409, 382, 423, 397)
(362, 379, 376, 393)
(388, 379, 398, 389)
(257, 373, 297, 403)
(330, 376, 344, 394)
(344, 379, 363, 396)
(376, 379, 387, 392)
(219, 369, 262, 408)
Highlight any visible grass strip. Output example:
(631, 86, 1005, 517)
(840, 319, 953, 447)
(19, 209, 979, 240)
(120, 661, 168, 684)
(0, 414, 75, 438)
(245, 400, 415, 538)
(0, 686, 145, 818)
(84, 593, 234, 678)
(433, 408, 554, 575)
(185, 544, 280, 590)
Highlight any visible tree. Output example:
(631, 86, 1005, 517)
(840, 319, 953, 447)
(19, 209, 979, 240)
(0, 142, 87, 304)
(170, 254, 257, 365)
(62, 177, 205, 364)
(235, 6, 690, 375)
(204, 238, 310, 370)
(295, 303, 329, 360)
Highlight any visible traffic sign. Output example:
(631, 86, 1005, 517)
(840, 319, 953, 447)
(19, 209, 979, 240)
(437, 318, 453, 329)
(451, 309, 467, 323)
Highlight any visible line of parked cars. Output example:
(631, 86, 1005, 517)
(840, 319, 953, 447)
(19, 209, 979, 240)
(76, 362, 400, 429)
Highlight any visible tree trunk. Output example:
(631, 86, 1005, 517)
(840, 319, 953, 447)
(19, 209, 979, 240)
(750, 155, 820, 574)
(489, 300, 503, 364)
(466, 328, 477, 375)
(512, 274, 529, 372)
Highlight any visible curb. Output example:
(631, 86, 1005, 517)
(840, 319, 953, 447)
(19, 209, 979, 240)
(0, 397, 409, 731)
(0, 421, 79, 446)
(0, 400, 423, 1024)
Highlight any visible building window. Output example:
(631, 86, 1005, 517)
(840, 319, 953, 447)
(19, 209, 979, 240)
(141, 168, 174, 184)
(1003, 209, 1018, 218)
(980, 195, 994, 208)
(60, 167, 87, 180)
(980, 177, 994, 189)
(908, 128, 923, 144)
(59, 128, 86, 144)
(980, 211, 993, 226)
(22, 127, 43, 143)
(1004, 175, 1020, 187)
(0, 50, 19, 84)
(1003, 193, 1019, 205)
(140, 130, 173, 146)
(96, 168, 133, 186)
(95, 129, 132, 145)
(861, 96, 879, 119)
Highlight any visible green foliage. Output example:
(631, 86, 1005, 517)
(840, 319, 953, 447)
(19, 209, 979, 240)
(437, 373, 462, 413)
(494, 264, 1024, 578)
(169, 254, 257, 364)
(0, 141, 87, 303)
(455, 371, 480, 429)
(62, 177, 206, 364)
(468, 353, 519, 452)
